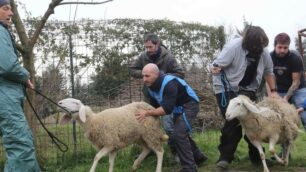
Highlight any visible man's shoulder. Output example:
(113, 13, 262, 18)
(220, 37, 243, 55)
(226, 37, 243, 48)
(290, 50, 303, 59)
(262, 48, 271, 58)
(0, 27, 11, 46)
(0, 25, 8, 36)
(138, 51, 147, 58)
(160, 46, 174, 58)
(135, 51, 150, 62)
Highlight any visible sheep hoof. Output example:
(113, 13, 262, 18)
(269, 149, 275, 155)
(132, 165, 138, 171)
(161, 134, 169, 141)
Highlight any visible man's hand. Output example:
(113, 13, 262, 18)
(135, 109, 148, 123)
(282, 95, 289, 102)
(26, 79, 34, 89)
(210, 66, 222, 75)
(297, 107, 304, 114)
(269, 91, 281, 99)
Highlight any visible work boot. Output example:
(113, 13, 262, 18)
(195, 153, 208, 166)
(216, 160, 229, 169)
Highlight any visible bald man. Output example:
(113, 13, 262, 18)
(136, 63, 207, 172)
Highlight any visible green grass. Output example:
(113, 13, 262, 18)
(1, 128, 306, 172)
(196, 130, 306, 172)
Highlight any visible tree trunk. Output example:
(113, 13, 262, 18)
(22, 51, 37, 137)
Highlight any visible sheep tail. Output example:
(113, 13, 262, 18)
(161, 134, 169, 142)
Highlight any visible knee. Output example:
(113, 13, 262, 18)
(172, 131, 188, 142)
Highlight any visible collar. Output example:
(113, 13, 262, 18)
(147, 46, 162, 61)
(0, 21, 8, 28)
(149, 73, 165, 91)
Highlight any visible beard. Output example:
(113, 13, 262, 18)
(276, 52, 287, 57)
(147, 51, 156, 56)
(147, 46, 161, 61)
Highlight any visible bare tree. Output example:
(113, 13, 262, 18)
(10, 0, 113, 135)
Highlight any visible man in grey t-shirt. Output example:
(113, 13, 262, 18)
(210, 26, 278, 170)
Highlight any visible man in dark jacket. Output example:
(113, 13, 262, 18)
(135, 63, 207, 172)
(129, 33, 185, 157)
(129, 33, 185, 79)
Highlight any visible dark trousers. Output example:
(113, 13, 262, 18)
(215, 91, 261, 163)
(173, 100, 203, 172)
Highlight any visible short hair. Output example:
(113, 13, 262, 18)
(274, 33, 290, 46)
(242, 26, 269, 51)
(0, 0, 9, 7)
(144, 33, 160, 45)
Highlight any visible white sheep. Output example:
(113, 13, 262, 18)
(225, 95, 300, 172)
(58, 98, 168, 172)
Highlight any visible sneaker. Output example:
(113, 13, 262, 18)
(216, 160, 229, 169)
(174, 154, 180, 163)
(195, 154, 208, 166)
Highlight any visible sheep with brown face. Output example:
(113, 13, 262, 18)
(58, 98, 168, 172)
(225, 95, 300, 172)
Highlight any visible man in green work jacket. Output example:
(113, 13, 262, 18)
(0, 0, 41, 171)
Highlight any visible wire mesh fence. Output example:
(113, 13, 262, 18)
(0, 19, 224, 170)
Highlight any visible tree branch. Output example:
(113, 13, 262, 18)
(10, 0, 29, 54)
(29, 0, 113, 49)
(298, 28, 306, 37)
(29, 0, 63, 49)
(59, 0, 113, 6)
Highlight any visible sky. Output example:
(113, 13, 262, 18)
(20, 0, 306, 50)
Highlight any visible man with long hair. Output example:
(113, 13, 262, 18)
(210, 26, 278, 169)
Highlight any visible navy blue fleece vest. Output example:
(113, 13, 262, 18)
(148, 75, 199, 114)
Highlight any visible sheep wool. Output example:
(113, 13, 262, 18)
(58, 98, 167, 172)
(225, 95, 300, 172)
(82, 102, 166, 151)
(258, 97, 300, 143)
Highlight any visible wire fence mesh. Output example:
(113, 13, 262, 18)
(0, 19, 224, 170)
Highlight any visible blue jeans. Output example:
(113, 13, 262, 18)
(279, 88, 306, 130)
(162, 114, 176, 154)
(162, 114, 174, 134)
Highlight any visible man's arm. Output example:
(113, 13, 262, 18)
(135, 80, 178, 122)
(0, 28, 30, 84)
(129, 55, 144, 79)
(284, 72, 301, 101)
(265, 73, 279, 97)
(135, 106, 166, 122)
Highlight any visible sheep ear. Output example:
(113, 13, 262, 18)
(79, 105, 86, 122)
(242, 99, 260, 114)
(60, 114, 72, 125)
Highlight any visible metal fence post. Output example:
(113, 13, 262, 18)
(68, 33, 77, 154)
